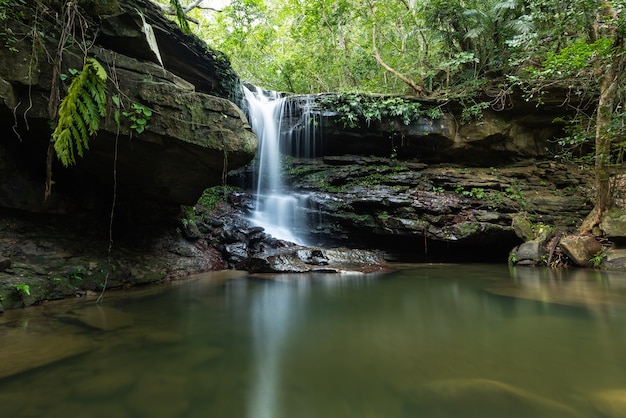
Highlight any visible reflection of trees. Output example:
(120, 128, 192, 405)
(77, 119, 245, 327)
(486, 267, 626, 318)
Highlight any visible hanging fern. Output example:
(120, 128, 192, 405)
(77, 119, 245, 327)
(170, 0, 191, 34)
(52, 57, 107, 167)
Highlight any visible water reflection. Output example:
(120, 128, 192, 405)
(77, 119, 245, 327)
(1, 266, 626, 417)
(489, 266, 626, 318)
(245, 273, 378, 418)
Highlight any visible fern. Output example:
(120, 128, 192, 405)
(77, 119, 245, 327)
(170, 0, 191, 34)
(52, 57, 107, 167)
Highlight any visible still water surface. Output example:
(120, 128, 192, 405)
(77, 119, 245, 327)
(2, 264, 626, 418)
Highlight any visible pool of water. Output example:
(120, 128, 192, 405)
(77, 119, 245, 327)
(1, 264, 626, 418)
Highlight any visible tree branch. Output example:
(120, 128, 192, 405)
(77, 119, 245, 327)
(149, 0, 200, 25)
(371, 24, 428, 96)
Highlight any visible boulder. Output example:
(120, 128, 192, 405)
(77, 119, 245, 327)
(559, 234, 603, 267)
(0, 0, 257, 220)
(602, 208, 626, 243)
(512, 240, 546, 266)
(603, 248, 626, 270)
(248, 246, 387, 274)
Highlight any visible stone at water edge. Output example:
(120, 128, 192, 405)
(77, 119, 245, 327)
(559, 234, 603, 267)
(603, 248, 626, 270)
(601, 208, 626, 243)
(512, 239, 546, 266)
(248, 246, 388, 274)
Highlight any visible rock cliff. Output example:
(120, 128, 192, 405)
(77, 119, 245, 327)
(0, 0, 257, 219)
(230, 91, 595, 262)
(0, 0, 258, 308)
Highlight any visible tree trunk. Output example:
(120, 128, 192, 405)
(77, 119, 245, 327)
(580, 1, 622, 233)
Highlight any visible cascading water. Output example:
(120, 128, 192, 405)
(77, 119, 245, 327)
(243, 85, 316, 245)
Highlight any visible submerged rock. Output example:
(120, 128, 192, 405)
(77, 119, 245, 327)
(589, 389, 626, 418)
(0, 329, 93, 379)
(407, 378, 580, 418)
(68, 306, 134, 331)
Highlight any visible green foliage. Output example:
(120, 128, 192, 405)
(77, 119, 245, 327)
(122, 103, 152, 134)
(317, 93, 437, 128)
(508, 251, 518, 265)
(589, 249, 607, 268)
(377, 211, 389, 221)
(170, 0, 191, 34)
(528, 38, 614, 79)
(52, 57, 108, 167)
(15, 283, 30, 296)
(69, 269, 86, 281)
(196, 185, 240, 210)
(461, 101, 491, 124)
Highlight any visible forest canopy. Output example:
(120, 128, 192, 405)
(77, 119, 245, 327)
(163, 0, 624, 98)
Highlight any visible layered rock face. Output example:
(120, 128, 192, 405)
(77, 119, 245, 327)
(233, 92, 593, 262)
(0, 0, 259, 308)
(0, 0, 257, 220)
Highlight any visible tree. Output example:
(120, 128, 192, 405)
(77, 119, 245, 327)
(580, 0, 625, 233)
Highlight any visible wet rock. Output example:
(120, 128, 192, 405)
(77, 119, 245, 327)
(602, 208, 626, 244)
(248, 246, 387, 274)
(559, 234, 603, 267)
(0, 0, 256, 218)
(181, 221, 202, 241)
(0, 257, 10, 271)
(603, 248, 626, 270)
(512, 213, 536, 241)
(512, 240, 546, 266)
(68, 306, 134, 331)
(589, 388, 626, 418)
(408, 378, 580, 418)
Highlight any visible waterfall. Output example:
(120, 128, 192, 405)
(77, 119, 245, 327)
(243, 85, 314, 245)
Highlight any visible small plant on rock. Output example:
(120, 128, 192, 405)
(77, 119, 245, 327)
(123, 103, 152, 135)
(589, 250, 607, 268)
(15, 283, 30, 297)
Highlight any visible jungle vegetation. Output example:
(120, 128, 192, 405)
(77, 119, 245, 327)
(1, 0, 623, 231)
(161, 0, 624, 233)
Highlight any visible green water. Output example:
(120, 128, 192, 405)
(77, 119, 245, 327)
(2, 264, 626, 418)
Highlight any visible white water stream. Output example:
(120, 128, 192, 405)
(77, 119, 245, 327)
(243, 85, 311, 244)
